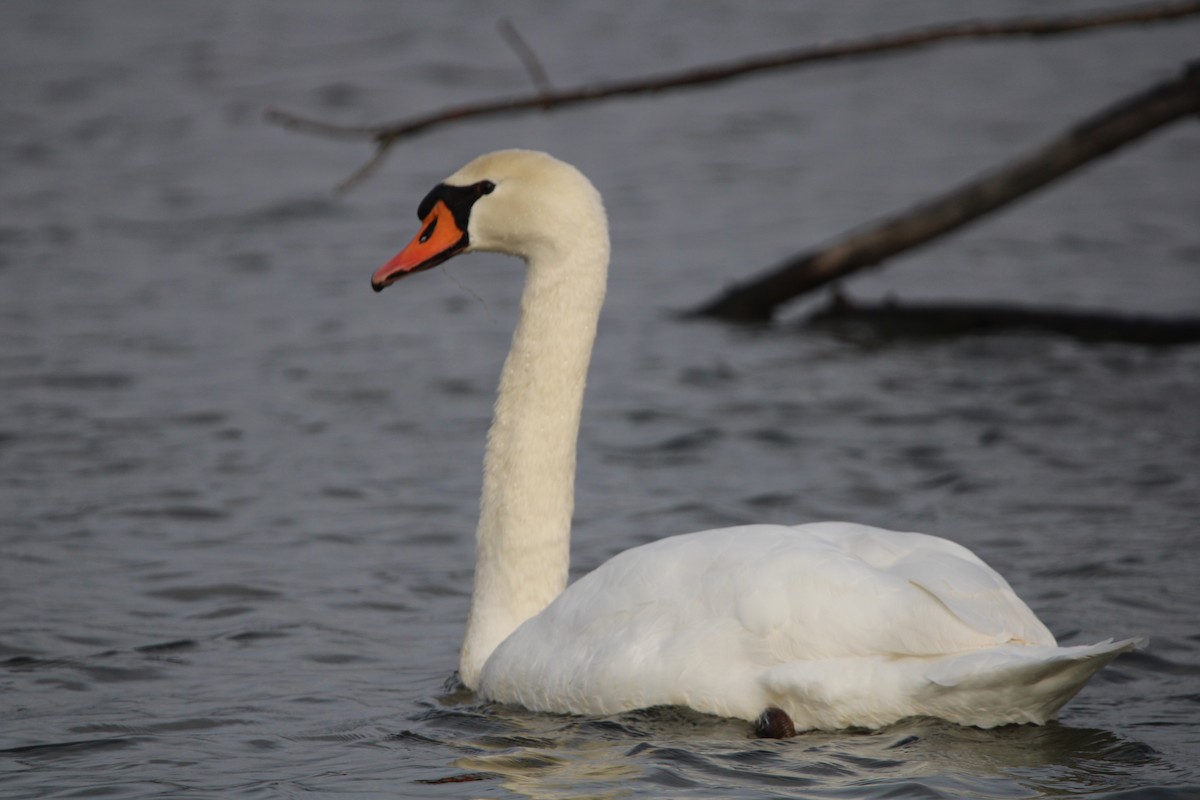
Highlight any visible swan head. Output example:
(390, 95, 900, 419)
(371, 149, 607, 291)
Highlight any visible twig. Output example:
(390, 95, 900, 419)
(337, 145, 394, 193)
(498, 18, 553, 99)
(265, 0, 1200, 189)
(686, 61, 1200, 322)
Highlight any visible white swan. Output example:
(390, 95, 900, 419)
(371, 149, 1142, 735)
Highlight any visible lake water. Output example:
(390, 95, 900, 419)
(2, 2, 1199, 798)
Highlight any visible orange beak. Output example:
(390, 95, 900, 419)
(371, 199, 468, 292)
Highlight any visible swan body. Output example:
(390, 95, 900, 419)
(480, 522, 1133, 730)
(372, 149, 1141, 733)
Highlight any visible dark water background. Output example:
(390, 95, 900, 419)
(2, 2, 1199, 797)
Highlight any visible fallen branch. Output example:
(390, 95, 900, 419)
(266, 1, 1200, 190)
(804, 294, 1200, 345)
(687, 60, 1200, 322)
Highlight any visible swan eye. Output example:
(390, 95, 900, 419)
(418, 216, 438, 244)
(477, 180, 496, 195)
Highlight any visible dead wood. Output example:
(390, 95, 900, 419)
(804, 294, 1200, 345)
(688, 61, 1200, 322)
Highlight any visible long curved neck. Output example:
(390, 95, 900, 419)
(460, 234, 608, 688)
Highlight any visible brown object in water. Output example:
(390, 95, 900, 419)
(754, 707, 798, 739)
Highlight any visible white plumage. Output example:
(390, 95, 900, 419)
(482, 522, 1135, 730)
(372, 150, 1141, 734)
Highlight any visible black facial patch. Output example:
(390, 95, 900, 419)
(416, 180, 496, 232)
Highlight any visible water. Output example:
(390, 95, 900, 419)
(2, 1, 1199, 797)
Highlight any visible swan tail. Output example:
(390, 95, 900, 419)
(758, 636, 1145, 731)
(918, 636, 1147, 727)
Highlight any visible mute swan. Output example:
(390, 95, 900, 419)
(371, 149, 1141, 735)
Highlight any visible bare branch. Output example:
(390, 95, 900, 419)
(498, 18, 553, 100)
(335, 143, 395, 193)
(262, 109, 377, 140)
(267, 0, 1200, 163)
(686, 61, 1200, 322)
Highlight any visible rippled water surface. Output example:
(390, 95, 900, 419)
(3, 2, 1199, 798)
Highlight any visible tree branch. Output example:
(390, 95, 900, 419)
(265, 0, 1200, 191)
(498, 18, 553, 99)
(686, 60, 1200, 322)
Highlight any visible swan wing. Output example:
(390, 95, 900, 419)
(478, 522, 1056, 720)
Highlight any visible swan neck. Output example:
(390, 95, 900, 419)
(460, 239, 608, 688)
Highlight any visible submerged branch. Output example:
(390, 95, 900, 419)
(803, 294, 1200, 345)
